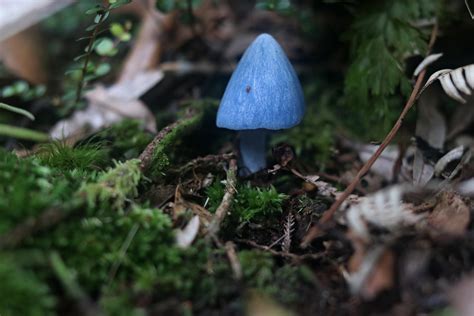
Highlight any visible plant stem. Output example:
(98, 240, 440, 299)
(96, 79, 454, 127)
(301, 22, 439, 247)
(0, 123, 49, 142)
(74, 8, 109, 106)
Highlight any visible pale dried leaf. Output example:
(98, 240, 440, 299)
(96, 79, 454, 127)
(434, 145, 465, 176)
(466, 64, 474, 89)
(428, 191, 470, 235)
(175, 215, 200, 248)
(450, 275, 474, 316)
(357, 144, 399, 181)
(452, 68, 472, 95)
(50, 71, 162, 139)
(347, 186, 422, 240)
(413, 53, 443, 77)
(457, 178, 474, 196)
(413, 149, 435, 186)
(420, 64, 474, 103)
(0, 0, 73, 41)
(439, 74, 467, 103)
(466, 0, 474, 19)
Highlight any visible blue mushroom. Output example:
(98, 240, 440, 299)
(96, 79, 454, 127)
(216, 33, 305, 176)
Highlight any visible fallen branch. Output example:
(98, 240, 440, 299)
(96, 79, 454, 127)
(172, 152, 235, 175)
(301, 23, 439, 247)
(206, 159, 237, 237)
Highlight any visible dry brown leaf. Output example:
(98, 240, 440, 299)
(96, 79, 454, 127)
(0, 27, 48, 84)
(173, 186, 212, 226)
(347, 244, 395, 300)
(361, 249, 395, 300)
(427, 191, 470, 236)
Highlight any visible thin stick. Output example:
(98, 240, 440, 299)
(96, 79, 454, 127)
(206, 159, 237, 237)
(236, 239, 324, 261)
(301, 23, 439, 247)
(225, 241, 242, 280)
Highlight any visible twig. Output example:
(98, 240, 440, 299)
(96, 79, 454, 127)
(138, 120, 182, 171)
(206, 159, 237, 237)
(172, 152, 235, 175)
(301, 22, 439, 247)
(236, 238, 324, 261)
(225, 241, 242, 280)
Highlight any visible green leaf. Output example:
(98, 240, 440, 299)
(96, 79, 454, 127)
(95, 38, 115, 56)
(0, 102, 35, 120)
(95, 63, 111, 76)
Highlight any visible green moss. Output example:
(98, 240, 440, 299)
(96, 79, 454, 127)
(0, 150, 80, 234)
(206, 181, 287, 223)
(0, 253, 55, 316)
(80, 159, 141, 211)
(36, 141, 109, 172)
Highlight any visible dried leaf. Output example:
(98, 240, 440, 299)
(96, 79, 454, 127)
(362, 249, 395, 300)
(50, 71, 162, 139)
(173, 186, 212, 225)
(412, 149, 435, 186)
(346, 186, 422, 240)
(427, 191, 470, 235)
(175, 215, 200, 248)
(413, 53, 443, 77)
(419, 64, 474, 103)
(434, 146, 465, 176)
(0, 0, 73, 41)
(0, 27, 48, 84)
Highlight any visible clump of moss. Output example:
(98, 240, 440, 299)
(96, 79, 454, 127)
(206, 182, 287, 223)
(0, 253, 55, 316)
(36, 141, 109, 172)
(80, 159, 142, 211)
(0, 149, 79, 234)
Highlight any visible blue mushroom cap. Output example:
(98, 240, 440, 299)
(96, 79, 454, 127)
(216, 33, 305, 130)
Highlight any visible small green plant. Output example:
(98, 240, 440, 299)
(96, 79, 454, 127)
(207, 182, 287, 223)
(61, 0, 131, 113)
(344, 0, 440, 137)
(1, 81, 46, 101)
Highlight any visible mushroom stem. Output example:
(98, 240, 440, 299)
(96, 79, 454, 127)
(238, 129, 267, 176)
